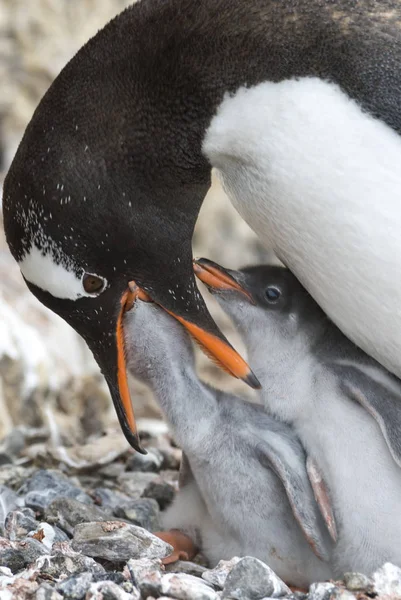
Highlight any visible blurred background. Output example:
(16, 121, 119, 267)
(0, 0, 273, 455)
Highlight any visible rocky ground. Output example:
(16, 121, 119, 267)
(0, 420, 397, 600)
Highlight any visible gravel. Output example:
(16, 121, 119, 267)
(0, 419, 397, 599)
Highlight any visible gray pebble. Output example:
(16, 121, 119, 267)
(0, 485, 21, 529)
(97, 462, 127, 479)
(72, 521, 172, 561)
(117, 472, 159, 498)
(92, 571, 127, 585)
(372, 562, 401, 597)
(45, 497, 112, 536)
(57, 572, 93, 599)
(86, 580, 140, 600)
(114, 499, 160, 531)
(5, 508, 38, 541)
(127, 557, 163, 597)
(166, 561, 207, 578)
(222, 557, 290, 600)
(22, 470, 91, 512)
(0, 536, 49, 573)
(92, 488, 131, 513)
(34, 583, 63, 600)
(161, 573, 218, 600)
(0, 453, 13, 466)
(285, 593, 308, 600)
(127, 448, 164, 472)
(2, 428, 26, 457)
(308, 582, 337, 600)
(202, 558, 241, 589)
(343, 571, 373, 593)
(332, 591, 356, 600)
(38, 541, 105, 578)
(143, 478, 175, 509)
(0, 465, 35, 489)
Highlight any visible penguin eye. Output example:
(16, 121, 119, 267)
(265, 286, 281, 303)
(82, 273, 106, 295)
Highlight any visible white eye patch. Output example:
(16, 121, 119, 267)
(19, 245, 107, 300)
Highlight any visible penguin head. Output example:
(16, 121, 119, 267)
(194, 258, 327, 350)
(2, 0, 269, 451)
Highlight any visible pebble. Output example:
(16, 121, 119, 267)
(332, 591, 356, 600)
(91, 571, 127, 585)
(0, 537, 49, 573)
(343, 571, 373, 593)
(56, 571, 93, 599)
(72, 521, 172, 561)
(202, 558, 241, 589)
(114, 498, 160, 531)
(0, 465, 35, 490)
(4, 508, 38, 541)
(38, 542, 105, 578)
(21, 470, 92, 512)
(161, 573, 218, 600)
(92, 488, 131, 513)
(1, 429, 26, 458)
(45, 496, 112, 535)
(166, 561, 208, 578)
(127, 557, 164, 597)
(142, 478, 175, 509)
(86, 580, 141, 600)
(308, 582, 337, 600)
(117, 472, 159, 498)
(127, 448, 164, 472)
(0, 486, 21, 527)
(158, 447, 182, 471)
(222, 557, 290, 600)
(372, 562, 401, 597)
(35, 583, 63, 600)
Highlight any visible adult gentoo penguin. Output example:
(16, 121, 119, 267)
(3, 1, 401, 449)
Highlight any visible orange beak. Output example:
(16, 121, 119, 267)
(115, 282, 152, 453)
(193, 257, 254, 303)
(164, 310, 259, 387)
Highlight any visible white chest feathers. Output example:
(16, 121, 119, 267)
(204, 77, 401, 378)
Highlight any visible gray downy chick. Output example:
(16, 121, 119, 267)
(124, 295, 333, 587)
(194, 258, 401, 577)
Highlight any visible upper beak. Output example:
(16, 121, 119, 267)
(193, 258, 254, 303)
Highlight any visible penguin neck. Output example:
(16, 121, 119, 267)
(144, 356, 218, 446)
(125, 311, 218, 448)
(245, 328, 318, 422)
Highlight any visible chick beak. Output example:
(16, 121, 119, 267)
(193, 258, 254, 303)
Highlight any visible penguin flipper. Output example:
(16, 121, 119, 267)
(306, 456, 337, 543)
(331, 361, 401, 469)
(255, 435, 332, 562)
(178, 451, 195, 489)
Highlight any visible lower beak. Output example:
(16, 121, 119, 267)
(193, 258, 254, 303)
(164, 309, 259, 388)
(113, 284, 151, 454)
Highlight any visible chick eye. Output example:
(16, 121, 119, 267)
(82, 273, 106, 295)
(265, 286, 281, 302)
